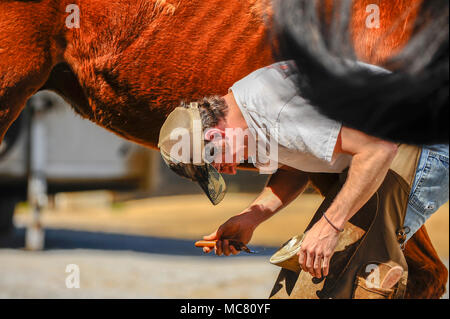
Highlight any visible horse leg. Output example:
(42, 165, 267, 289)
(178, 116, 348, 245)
(405, 226, 449, 299)
(0, 1, 60, 140)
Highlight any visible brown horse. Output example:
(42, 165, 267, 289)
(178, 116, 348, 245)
(0, 0, 447, 298)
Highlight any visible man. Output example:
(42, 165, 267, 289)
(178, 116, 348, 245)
(158, 61, 449, 280)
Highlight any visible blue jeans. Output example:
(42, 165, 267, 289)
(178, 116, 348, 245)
(404, 144, 449, 242)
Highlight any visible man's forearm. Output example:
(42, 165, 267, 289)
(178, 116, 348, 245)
(324, 144, 398, 229)
(293, 126, 399, 278)
(241, 167, 309, 227)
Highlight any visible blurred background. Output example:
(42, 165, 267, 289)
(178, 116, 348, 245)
(0, 92, 448, 298)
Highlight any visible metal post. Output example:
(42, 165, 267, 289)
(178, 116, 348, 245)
(25, 95, 50, 250)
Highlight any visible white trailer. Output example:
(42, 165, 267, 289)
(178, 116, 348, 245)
(0, 91, 161, 248)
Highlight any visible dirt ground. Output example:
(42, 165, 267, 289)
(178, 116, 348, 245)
(1, 193, 448, 299)
(0, 250, 278, 299)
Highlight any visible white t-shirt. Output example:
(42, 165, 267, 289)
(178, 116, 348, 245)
(230, 61, 352, 173)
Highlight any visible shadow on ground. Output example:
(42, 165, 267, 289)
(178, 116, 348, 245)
(0, 227, 278, 257)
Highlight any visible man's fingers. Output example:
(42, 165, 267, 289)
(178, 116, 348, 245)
(223, 240, 231, 256)
(215, 240, 223, 256)
(313, 254, 323, 278)
(306, 251, 315, 276)
(230, 245, 240, 255)
(298, 250, 307, 272)
(203, 230, 219, 241)
(322, 255, 331, 277)
(212, 241, 240, 256)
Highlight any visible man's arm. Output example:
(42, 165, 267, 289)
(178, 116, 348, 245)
(249, 166, 310, 223)
(298, 126, 398, 278)
(324, 126, 398, 228)
(203, 167, 309, 256)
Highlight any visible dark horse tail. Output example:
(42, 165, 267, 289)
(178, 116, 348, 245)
(273, 0, 449, 145)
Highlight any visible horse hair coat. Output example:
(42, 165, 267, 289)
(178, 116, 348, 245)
(0, 0, 447, 298)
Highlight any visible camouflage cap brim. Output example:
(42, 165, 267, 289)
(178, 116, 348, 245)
(161, 151, 227, 205)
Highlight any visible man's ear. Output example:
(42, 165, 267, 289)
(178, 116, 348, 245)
(204, 128, 225, 142)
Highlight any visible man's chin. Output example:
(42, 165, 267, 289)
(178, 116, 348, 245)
(221, 166, 238, 175)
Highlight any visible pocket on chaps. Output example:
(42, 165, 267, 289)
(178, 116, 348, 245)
(352, 261, 408, 299)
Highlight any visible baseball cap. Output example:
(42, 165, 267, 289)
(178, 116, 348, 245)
(158, 102, 227, 205)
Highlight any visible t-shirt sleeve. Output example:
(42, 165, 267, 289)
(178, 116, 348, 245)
(230, 61, 300, 115)
(276, 95, 342, 163)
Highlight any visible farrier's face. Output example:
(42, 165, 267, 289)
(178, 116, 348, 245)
(209, 139, 239, 175)
(212, 162, 238, 175)
(205, 129, 244, 175)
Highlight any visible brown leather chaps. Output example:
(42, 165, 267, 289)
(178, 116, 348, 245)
(269, 145, 448, 299)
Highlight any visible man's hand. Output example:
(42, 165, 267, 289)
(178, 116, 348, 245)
(202, 168, 309, 257)
(297, 126, 397, 278)
(298, 217, 340, 278)
(203, 213, 257, 256)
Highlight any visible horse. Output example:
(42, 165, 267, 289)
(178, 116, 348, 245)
(0, 0, 447, 298)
